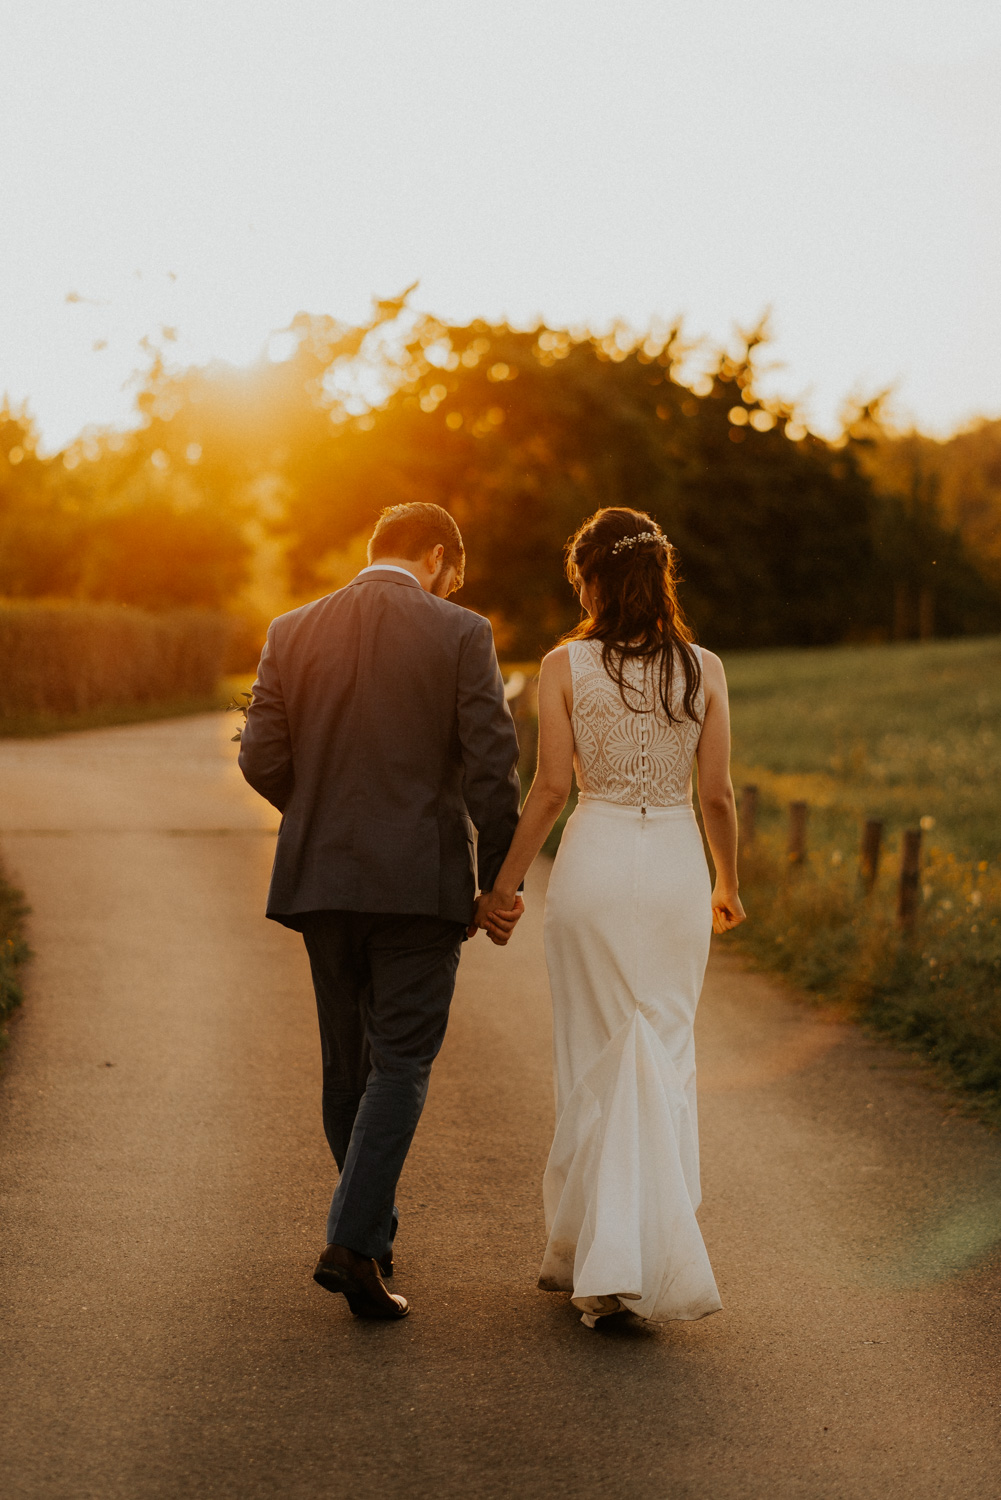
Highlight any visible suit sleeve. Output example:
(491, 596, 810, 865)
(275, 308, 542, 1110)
(238, 624, 294, 813)
(456, 616, 522, 892)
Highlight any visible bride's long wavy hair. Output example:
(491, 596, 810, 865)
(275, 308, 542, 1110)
(562, 507, 702, 723)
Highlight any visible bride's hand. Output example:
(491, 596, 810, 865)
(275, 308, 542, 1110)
(474, 890, 525, 946)
(711, 884, 746, 935)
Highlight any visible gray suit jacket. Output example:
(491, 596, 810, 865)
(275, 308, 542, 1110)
(238, 568, 522, 929)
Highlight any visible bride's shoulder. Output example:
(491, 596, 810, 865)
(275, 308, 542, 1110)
(693, 646, 727, 699)
(542, 640, 593, 673)
(539, 644, 575, 702)
(541, 643, 573, 675)
(545, 638, 598, 666)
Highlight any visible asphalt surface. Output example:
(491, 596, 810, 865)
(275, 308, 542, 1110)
(1, 713, 1000, 1500)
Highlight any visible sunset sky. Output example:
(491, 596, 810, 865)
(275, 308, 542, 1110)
(2, 0, 1000, 451)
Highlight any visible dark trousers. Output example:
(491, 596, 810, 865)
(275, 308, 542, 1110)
(301, 910, 465, 1261)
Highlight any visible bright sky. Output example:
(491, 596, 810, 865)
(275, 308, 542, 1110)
(2, 0, 1000, 451)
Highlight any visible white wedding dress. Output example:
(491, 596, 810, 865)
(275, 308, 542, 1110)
(538, 639, 722, 1324)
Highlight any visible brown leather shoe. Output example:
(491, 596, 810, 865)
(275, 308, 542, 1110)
(378, 1249, 394, 1278)
(313, 1242, 409, 1319)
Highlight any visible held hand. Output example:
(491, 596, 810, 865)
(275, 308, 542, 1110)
(711, 884, 746, 935)
(485, 897, 524, 946)
(475, 890, 526, 946)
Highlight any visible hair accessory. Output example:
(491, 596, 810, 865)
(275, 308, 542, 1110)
(611, 530, 662, 556)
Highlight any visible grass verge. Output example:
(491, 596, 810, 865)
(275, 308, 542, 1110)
(731, 831, 1001, 1125)
(0, 865, 31, 1054)
(0, 692, 226, 738)
(721, 636, 1001, 1121)
(0, 677, 254, 739)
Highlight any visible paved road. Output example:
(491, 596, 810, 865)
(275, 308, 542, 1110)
(1, 714, 1000, 1500)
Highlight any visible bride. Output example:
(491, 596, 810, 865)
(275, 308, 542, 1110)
(477, 507, 745, 1327)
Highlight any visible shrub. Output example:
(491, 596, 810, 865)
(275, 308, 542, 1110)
(0, 601, 228, 720)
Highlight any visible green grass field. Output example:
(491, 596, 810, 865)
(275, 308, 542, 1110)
(724, 636, 1001, 863)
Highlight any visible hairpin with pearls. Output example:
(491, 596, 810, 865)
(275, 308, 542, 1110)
(611, 530, 664, 556)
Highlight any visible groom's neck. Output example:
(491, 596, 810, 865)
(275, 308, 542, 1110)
(365, 556, 433, 591)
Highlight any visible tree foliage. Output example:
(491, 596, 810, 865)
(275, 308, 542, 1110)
(1, 302, 998, 657)
(857, 409, 1001, 637)
(279, 315, 998, 653)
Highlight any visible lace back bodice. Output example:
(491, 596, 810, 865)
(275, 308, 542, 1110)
(568, 639, 704, 810)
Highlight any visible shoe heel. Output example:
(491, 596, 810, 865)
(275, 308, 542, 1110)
(313, 1266, 352, 1296)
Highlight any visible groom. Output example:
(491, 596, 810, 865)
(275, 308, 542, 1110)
(239, 502, 523, 1319)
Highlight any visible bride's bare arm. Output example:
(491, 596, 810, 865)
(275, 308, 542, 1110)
(695, 650, 746, 934)
(476, 647, 575, 935)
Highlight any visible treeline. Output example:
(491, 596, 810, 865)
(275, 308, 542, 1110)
(2, 302, 999, 658)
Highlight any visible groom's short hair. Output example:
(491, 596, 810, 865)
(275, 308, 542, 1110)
(368, 503, 465, 586)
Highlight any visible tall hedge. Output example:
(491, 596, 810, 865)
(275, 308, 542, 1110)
(0, 602, 228, 718)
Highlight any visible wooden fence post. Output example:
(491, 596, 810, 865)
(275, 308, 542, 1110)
(897, 828, 922, 929)
(788, 800, 808, 864)
(859, 818, 884, 893)
(739, 785, 758, 847)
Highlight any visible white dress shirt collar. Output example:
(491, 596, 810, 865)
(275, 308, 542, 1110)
(356, 564, 419, 583)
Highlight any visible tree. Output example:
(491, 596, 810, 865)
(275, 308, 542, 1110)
(851, 403, 1001, 639)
